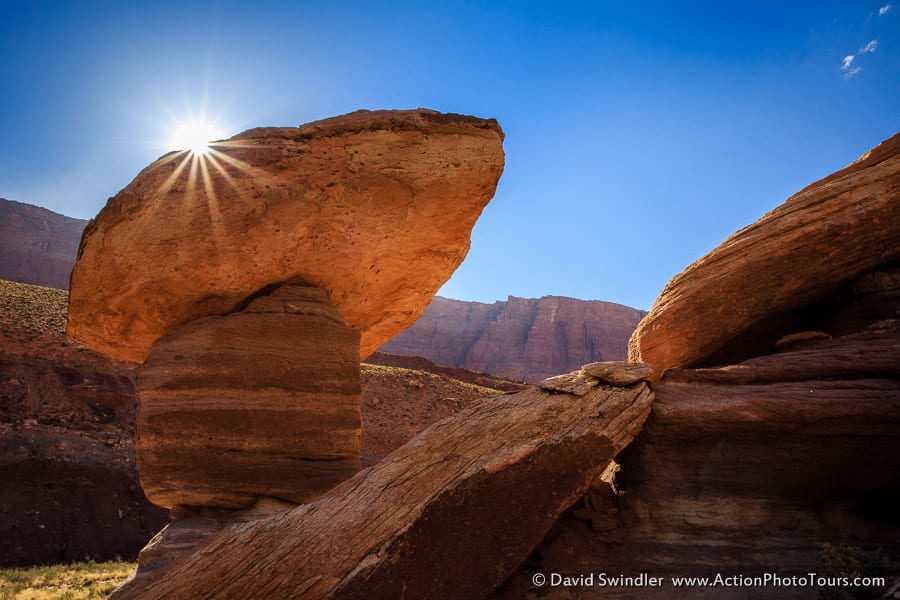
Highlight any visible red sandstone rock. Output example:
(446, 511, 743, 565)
(498, 324, 900, 599)
(628, 130, 900, 375)
(67, 109, 505, 362)
(381, 295, 646, 382)
(112, 382, 653, 599)
(0, 199, 86, 290)
(136, 284, 361, 510)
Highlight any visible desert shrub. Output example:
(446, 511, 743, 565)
(816, 543, 896, 600)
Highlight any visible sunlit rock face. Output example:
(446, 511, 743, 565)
(628, 131, 900, 376)
(67, 109, 505, 362)
(67, 108, 504, 512)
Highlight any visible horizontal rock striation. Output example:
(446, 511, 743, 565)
(113, 381, 653, 598)
(137, 284, 361, 510)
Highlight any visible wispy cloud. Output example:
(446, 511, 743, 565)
(879, 4, 892, 15)
(860, 40, 879, 54)
(840, 39, 878, 79)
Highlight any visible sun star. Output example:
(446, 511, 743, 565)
(167, 117, 225, 156)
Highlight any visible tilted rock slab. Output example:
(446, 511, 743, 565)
(629, 130, 900, 374)
(68, 109, 505, 362)
(497, 323, 900, 599)
(112, 383, 653, 599)
(137, 284, 361, 509)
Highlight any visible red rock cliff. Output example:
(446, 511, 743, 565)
(0, 199, 87, 290)
(380, 295, 646, 383)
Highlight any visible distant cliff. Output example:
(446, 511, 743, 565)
(380, 295, 646, 383)
(0, 198, 87, 289)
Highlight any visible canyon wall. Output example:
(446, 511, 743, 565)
(380, 295, 646, 382)
(0, 199, 86, 290)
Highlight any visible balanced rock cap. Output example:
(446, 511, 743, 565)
(67, 109, 505, 362)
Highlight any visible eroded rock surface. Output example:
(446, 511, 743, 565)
(68, 109, 505, 362)
(113, 382, 653, 599)
(499, 323, 900, 599)
(137, 284, 361, 510)
(629, 131, 900, 375)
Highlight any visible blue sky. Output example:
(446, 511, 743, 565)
(1, 1, 898, 310)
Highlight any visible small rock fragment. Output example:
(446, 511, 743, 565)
(539, 372, 599, 396)
(581, 361, 653, 386)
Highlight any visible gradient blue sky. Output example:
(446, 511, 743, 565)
(2, 1, 898, 310)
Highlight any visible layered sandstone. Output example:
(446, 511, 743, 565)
(113, 379, 653, 599)
(137, 284, 361, 509)
(68, 109, 505, 362)
(498, 323, 900, 599)
(381, 295, 646, 382)
(0, 198, 87, 290)
(500, 131, 900, 598)
(629, 131, 900, 375)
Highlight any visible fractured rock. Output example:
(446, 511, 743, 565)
(539, 371, 599, 395)
(136, 284, 361, 510)
(581, 361, 652, 386)
(68, 109, 505, 362)
(629, 130, 900, 375)
(112, 382, 653, 599)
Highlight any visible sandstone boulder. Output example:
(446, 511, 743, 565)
(68, 109, 505, 362)
(629, 130, 900, 375)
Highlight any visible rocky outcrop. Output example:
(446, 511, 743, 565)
(0, 198, 87, 290)
(629, 131, 900, 375)
(137, 284, 361, 510)
(68, 109, 505, 363)
(381, 295, 646, 382)
(500, 131, 900, 598)
(498, 323, 900, 599)
(112, 379, 653, 599)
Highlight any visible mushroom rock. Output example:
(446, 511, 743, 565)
(629, 130, 900, 375)
(67, 108, 504, 511)
(67, 108, 505, 363)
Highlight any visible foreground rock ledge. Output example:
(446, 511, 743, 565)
(68, 109, 505, 362)
(113, 383, 652, 599)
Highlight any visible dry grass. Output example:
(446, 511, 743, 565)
(0, 280, 68, 337)
(0, 561, 135, 600)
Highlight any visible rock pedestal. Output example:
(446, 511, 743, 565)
(136, 284, 361, 510)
